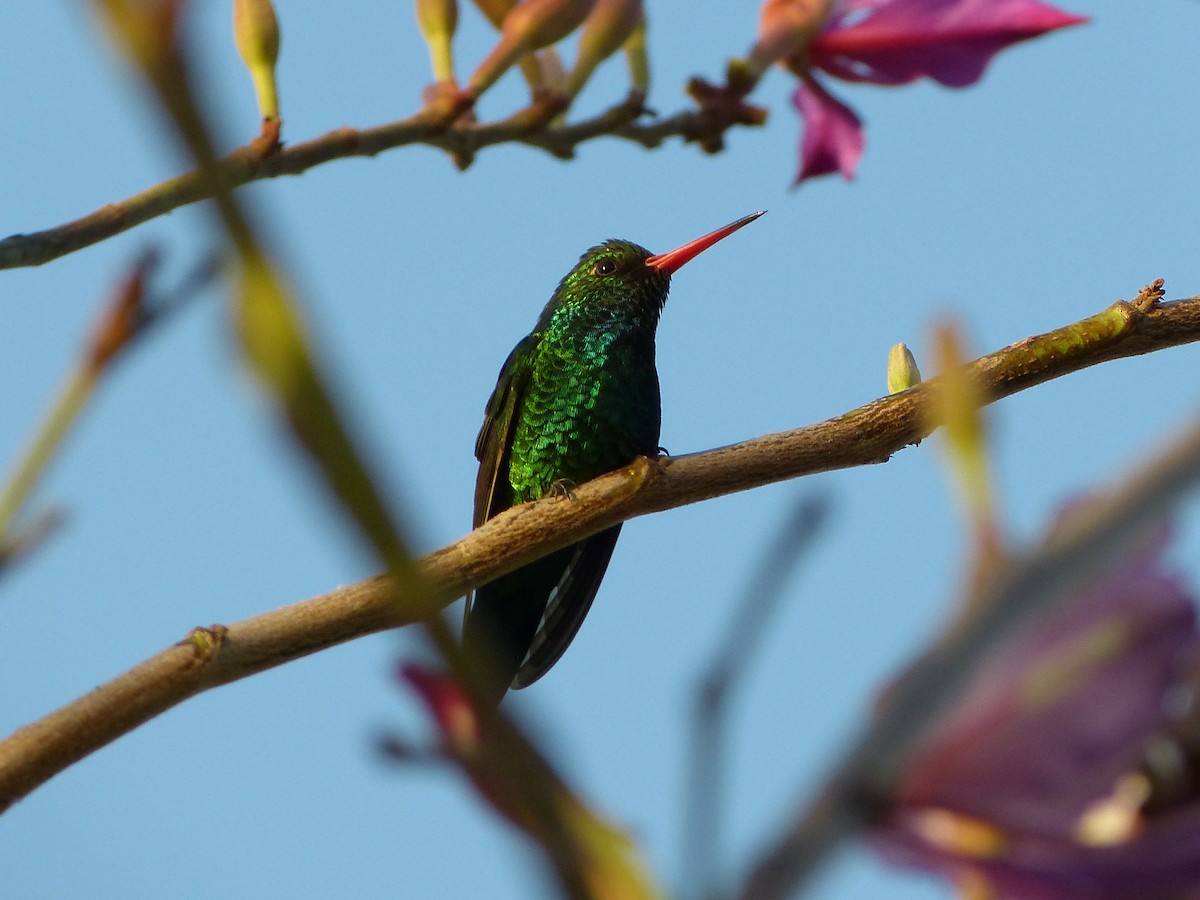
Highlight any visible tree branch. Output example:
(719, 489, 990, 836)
(738, 408, 1200, 899)
(1, 286, 1197, 813)
(0, 98, 737, 271)
(739, 298, 1200, 898)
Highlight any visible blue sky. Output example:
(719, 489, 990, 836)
(2, 2, 1200, 898)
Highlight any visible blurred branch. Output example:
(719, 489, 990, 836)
(0, 253, 152, 539)
(738, 366, 1200, 900)
(0, 96, 745, 271)
(0, 250, 212, 560)
(397, 665, 660, 899)
(686, 497, 828, 900)
(90, 6, 660, 893)
(0, 283, 1198, 812)
(0, 508, 66, 578)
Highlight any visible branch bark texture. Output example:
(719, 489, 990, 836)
(1, 289, 1197, 812)
(0, 101, 721, 271)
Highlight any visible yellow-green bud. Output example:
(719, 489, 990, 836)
(886, 342, 921, 394)
(622, 18, 648, 95)
(416, 0, 459, 83)
(233, 0, 282, 122)
(563, 0, 643, 99)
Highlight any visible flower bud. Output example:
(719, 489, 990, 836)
(470, 0, 515, 28)
(416, 0, 459, 83)
(563, 0, 643, 99)
(467, 0, 596, 97)
(469, 0, 561, 91)
(233, 0, 282, 122)
(743, 0, 833, 85)
(622, 18, 649, 95)
(887, 342, 921, 393)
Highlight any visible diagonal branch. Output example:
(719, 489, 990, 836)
(0, 99, 736, 271)
(0, 286, 1197, 813)
(738, 299, 1200, 899)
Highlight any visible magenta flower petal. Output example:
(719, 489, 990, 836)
(400, 663, 481, 752)
(895, 548, 1194, 836)
(872, 526, 1200, 898)
(792, 77, 864, 183)
(813, 0, 1089, 87)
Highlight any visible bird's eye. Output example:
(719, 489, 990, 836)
(593, 258, 618, 276)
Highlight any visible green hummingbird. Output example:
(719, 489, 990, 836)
(464, 211, 764, 704)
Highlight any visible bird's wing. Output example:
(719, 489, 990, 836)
(468, 331, 623, 694)
(511, 524, 622, 689)
(473, 334, 539, 528)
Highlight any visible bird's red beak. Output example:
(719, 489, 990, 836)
(645, 210, 765, 274)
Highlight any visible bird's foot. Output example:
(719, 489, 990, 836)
(547, 478, 578, 501)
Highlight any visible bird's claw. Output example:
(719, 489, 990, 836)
(547, 478, 578, 501)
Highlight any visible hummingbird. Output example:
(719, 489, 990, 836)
(463, 210, 765, 704)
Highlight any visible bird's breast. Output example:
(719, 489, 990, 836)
(508, 332, 660, 503)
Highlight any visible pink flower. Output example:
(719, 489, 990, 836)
(792, 76, 863, 180)
(400, 663, 482, 756)
(398, 663, 545, 831)
(871, 527, 1200, 898)
(755, 0, 1088, 183)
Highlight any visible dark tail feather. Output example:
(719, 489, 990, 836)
(462, 543, 581, 707)
(462, 525, 622, 705)
(512, 525, 621, 689)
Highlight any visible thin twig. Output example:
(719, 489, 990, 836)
(90, 10, 663, 891)
(686, 497, 828, 900)
(0, 251, 214, 543)
(0, 507, 66, 579)
(0, 288, 1198, 813)
(0, 99, 740, 271)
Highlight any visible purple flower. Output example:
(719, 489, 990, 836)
(871, 528, 1200, 898)
(751, 0, 1088, 183)
(792, 76, 863, 180)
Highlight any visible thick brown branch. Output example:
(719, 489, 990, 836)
(0, 99, 737, 270)
(1, 289, 1197, 812)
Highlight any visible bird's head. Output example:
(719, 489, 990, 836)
(541, 211, 765, 325)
